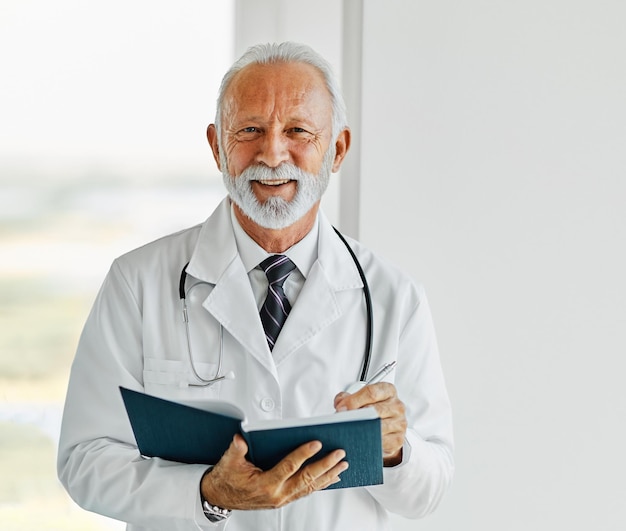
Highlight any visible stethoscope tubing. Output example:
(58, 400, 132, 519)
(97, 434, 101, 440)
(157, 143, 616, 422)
(179, 227, 373, 385)
(331, 227, 373, 382)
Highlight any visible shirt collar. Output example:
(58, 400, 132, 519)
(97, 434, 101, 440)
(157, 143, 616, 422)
(230, 202, 319, 278)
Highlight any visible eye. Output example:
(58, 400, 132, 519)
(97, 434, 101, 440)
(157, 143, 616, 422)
(235, 126, 262, 140)
(287, 126, 314, 137)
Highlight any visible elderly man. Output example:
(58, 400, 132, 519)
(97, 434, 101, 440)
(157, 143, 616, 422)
(58, 42, 454, 530)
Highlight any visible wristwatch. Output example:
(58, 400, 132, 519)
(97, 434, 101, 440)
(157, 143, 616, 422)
(202, 499, 232, 523)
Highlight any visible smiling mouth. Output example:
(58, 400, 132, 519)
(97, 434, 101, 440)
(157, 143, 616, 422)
(256, 179, 292, 186)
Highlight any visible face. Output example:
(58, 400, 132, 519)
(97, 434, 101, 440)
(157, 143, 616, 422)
(220, 145, 335, 230)
(208, 62, 349, 230)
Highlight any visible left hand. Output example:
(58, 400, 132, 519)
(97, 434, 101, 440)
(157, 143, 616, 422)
(334, 382, 407, 467)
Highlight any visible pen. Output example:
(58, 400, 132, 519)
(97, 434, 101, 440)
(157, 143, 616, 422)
(344, 361, 397, 393)
(365, 361, 397, 385)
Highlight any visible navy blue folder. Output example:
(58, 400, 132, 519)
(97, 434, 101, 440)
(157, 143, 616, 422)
(120, 387, 383, 489)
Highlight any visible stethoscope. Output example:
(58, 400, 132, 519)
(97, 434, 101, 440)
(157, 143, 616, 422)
(179, 227, 373, 387)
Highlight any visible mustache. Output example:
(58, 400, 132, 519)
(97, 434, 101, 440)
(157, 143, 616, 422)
(239, 163, 312, 182)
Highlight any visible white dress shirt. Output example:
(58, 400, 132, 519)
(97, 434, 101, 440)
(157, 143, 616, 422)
(230, 204, 319, 311)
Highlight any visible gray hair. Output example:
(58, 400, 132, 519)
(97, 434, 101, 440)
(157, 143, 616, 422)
(215, 42, 348, 142)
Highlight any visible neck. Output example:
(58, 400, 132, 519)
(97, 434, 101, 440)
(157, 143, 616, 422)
(233, 202, 320, 253)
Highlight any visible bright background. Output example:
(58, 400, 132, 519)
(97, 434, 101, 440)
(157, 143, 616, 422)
(357, 2, 626, 529)
(2, 1, 625, 530)
(1, 1, 233, 529)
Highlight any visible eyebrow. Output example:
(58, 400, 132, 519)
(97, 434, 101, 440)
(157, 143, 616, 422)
(231, 115, 320, 129)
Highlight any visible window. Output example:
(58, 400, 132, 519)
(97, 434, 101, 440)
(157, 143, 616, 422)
(0, 1, 234, 528)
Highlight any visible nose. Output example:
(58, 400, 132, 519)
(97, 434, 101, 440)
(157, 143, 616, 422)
(256, 129, 290, 168)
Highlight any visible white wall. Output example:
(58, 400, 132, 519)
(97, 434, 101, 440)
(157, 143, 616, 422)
(357, 1, 626, 529)
(233, 1, 626, 528)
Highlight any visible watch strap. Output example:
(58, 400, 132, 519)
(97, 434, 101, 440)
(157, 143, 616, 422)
(202, 499, 232, 523)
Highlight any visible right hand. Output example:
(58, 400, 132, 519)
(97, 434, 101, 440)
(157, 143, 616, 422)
(200, 434, 349, 510)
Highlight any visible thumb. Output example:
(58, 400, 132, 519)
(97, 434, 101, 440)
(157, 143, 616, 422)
(222, 433, 248, 463)
(334, 392, 350, 410)
(232, 434, 249, 455)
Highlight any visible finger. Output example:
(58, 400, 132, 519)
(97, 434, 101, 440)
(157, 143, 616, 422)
(335, 382, 396, 411)
(219, 433, 249, 465)
(267, 440, 323, 482)
(374, 397, 406, 421)
(232, 433, 249, 455)
(382, 433, 405, 467)
(333, 392, 350, 410)
(380, 409, 408, 434)
(381, 429, 405, 455)
(380, 415, 407, 441)
(302, 454, 349, 492)
(287, 449, 349, 500)
(328, 459, 350, 485)
(200, 435, 256, 509)
(300, 448, 347, 482)
(380, 411, 408, 463)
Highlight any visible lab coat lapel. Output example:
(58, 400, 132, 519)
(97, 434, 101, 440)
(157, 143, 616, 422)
(185, 198, 274, 374)
(272, 213, 364, 364)
(204, 260, 273, 373)
(272, 260, 339, 364)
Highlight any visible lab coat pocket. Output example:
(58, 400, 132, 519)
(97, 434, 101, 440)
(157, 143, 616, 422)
(143, 357, 221, 399)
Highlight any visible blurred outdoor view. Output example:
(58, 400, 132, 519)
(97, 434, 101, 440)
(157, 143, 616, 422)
(1, 1, 234, 529)
(0, 166, 225, 531)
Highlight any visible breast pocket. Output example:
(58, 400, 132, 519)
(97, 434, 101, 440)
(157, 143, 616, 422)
(143, 358, 222, 399)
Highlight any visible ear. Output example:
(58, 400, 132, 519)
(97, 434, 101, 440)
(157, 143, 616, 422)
(207, 124, 222, 171)
(331, 127, 351, 173)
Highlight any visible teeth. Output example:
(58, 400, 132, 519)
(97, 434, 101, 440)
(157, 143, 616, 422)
(258, 180, 290, 186)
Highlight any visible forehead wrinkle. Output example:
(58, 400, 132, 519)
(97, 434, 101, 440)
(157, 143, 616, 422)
(226, 100, 324, 134)
(223, 63, 332, 130)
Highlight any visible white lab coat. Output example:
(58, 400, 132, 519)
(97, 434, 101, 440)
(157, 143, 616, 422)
(57, 197, 454, 531)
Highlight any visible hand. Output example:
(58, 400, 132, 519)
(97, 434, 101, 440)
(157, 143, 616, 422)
(200, 434, 348, 510)
(334, 382, 407, 467)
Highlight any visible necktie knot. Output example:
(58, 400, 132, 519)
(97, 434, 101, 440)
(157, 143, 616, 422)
(259, 255, 296, 286)
(259, 255, 295, 350)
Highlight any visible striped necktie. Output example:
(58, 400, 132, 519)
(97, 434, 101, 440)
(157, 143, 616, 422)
(259, 255, 296, 350)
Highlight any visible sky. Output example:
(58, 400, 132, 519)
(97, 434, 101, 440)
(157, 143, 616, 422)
(0, 0, 235, 180)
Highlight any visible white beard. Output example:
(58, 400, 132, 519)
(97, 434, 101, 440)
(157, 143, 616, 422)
(221, 147, 334, 230)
